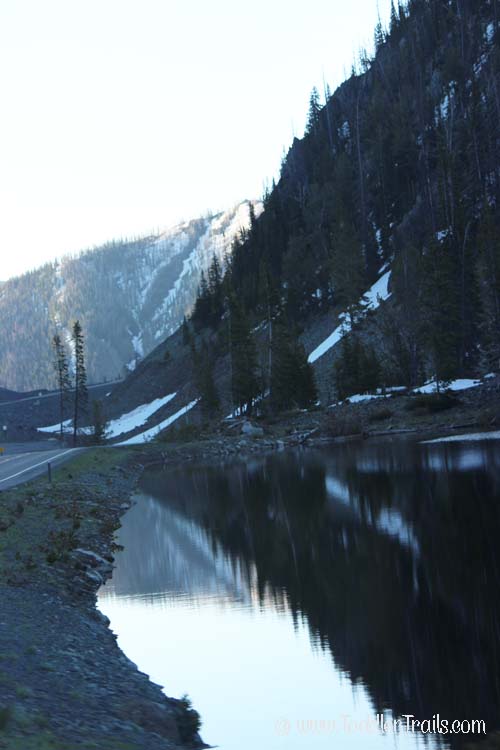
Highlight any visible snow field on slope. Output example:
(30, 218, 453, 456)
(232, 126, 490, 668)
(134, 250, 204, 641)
(38, 392, 177, 438)
(106, 392, 177, 438)
(308, 271, 392, 364)
(116, 399, 199, 445)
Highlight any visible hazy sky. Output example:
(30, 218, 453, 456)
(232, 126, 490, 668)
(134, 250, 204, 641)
(0, 0, 391, 280)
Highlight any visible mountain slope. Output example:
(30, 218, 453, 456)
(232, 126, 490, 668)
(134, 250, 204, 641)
(196, 0, 500, 390)
(98, 0, 500, 439)
(0, 201, 259, 391)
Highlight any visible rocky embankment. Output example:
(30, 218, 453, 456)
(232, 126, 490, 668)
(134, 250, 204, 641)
(155, 380, 500, 457)
(0, 449, 204, 750)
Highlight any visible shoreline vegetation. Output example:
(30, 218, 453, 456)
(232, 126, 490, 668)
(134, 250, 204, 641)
(1, 383, 500, 748)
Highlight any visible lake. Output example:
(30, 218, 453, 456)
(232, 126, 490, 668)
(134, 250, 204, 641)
(98, 438, 500, 749)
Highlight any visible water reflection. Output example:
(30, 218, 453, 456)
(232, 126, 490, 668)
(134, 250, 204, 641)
(99, 439, 500, 749)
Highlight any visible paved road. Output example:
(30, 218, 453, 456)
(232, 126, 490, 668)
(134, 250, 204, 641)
(0, 442, 83, 490)
(0, 380, 123, 408)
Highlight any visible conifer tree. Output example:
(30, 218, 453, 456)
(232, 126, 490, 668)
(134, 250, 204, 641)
(229, 296, 260, 415)
(305, 87, 321, 135)
(420, 239, 461, 389)
(91, 399, 108, 444)
(329, 187, 367, 326)
(334, 335, 380, 400)
(270, 319, 296, 412)
(52, 332, 71, 441)
(181, 316, 191, 346)
(295, 341, 318, 408)
(208, 254, 224, 325)
(270, 317, 317, 412)
(191, 340, 220, 421)
(374, 20, 386, 51)
(476, 207, 500, 371)
(390, 0, 399, 32)
(193, 271, 211, 328)
(72, 320, 88, 446)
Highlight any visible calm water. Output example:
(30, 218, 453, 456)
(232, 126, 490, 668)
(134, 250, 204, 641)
(98, 439, 500, 749)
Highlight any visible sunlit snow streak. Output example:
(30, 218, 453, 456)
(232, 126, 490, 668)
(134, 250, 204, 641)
(308, 271, 391, 364)
(106, 393, 177, 438)
(117, 399, 199, 445)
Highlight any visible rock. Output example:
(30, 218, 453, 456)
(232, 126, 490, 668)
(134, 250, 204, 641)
(90, 609, 110, 627)
(73, 549, 113, 574)
(85, 569, 103, 585)
(241, 421, 264, 438)
(120, 700, 180, 743)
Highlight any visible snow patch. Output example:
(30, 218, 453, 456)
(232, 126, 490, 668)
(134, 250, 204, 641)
(308, 271, 391, 364)
(346, 393, 386, 404)
(413, 378, 481, 394)
(38, 418, 73, 434)
(423, 430, 500, 444)
(339, 121, 350, 139)
(116, 399, 199, 445)
(131, 333, 144, 359)
(107, 393, 177, 439)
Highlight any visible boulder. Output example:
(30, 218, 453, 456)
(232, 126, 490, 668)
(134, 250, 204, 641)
(241, 421, 264, 438)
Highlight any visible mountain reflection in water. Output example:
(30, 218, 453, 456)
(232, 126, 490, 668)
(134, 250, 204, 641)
(99, 440, 500, 749)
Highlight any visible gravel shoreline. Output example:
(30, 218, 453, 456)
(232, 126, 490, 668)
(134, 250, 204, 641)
(0, 449, 205, 750)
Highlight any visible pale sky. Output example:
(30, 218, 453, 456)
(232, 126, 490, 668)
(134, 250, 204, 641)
(0, 0, 392, 281)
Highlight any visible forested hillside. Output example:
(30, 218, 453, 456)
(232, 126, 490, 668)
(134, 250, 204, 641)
(188, 0, 500, 408)
(0, 201, 258, 391)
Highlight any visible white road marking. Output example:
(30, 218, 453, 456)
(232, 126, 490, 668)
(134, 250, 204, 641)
(0, 451, 38, 465)
(0, 449, 76, 484)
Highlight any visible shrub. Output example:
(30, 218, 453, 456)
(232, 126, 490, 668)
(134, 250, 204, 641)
(325, 411, 364, 438)
(176, 694, 201, 743)
(158, 424, 199, 443)
(406, 393, 459, 414)
(368, 407, 393, 422)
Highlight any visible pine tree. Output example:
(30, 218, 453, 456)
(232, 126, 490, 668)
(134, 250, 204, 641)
(270, 317, 317, 412)
(374, 20, 386, 51)
(207, 254, 224, 325)
(420, 239, 461, 388)
(294, 341, 318, 408)
(52, 332, 71, 441)
(270, 319, 296, 412)
(192, 271, 211, 328)
(181, 316, 191, 346)
(305, 87, 321, 135)
(91, 399, 108, 444)
(229, 296, 260, 415)
(191, 341, 220, 421)
(390, 0, 399, 33)
(334, 335, 380, 400)
(329, 184, 367, 326)
(476, 207, 500, 371)
(72, 320, 88, 446)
